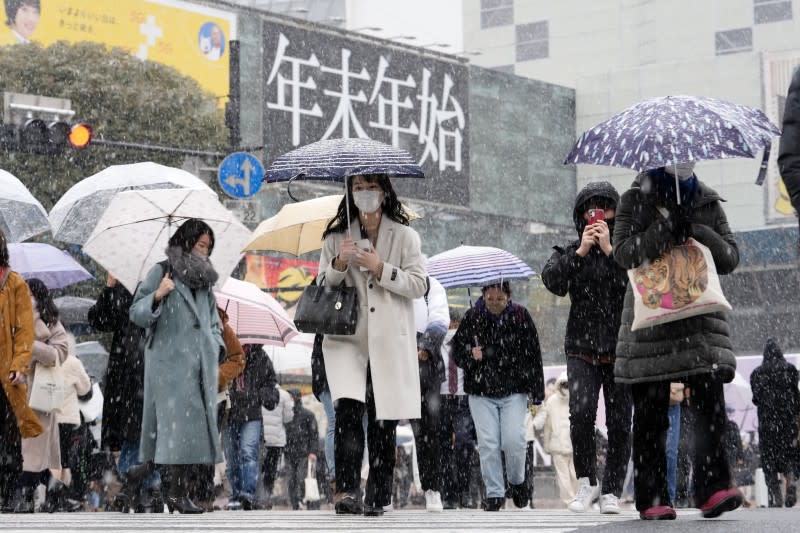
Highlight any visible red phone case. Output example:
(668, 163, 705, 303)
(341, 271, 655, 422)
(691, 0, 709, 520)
(589, 209, 605, 225)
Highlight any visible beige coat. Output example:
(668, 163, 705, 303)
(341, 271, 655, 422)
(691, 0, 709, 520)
(22, 317, 68, 472)
(319, 217, 427, 420)
(56, 336, 92, 426)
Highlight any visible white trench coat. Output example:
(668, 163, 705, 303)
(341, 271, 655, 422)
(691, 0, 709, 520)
(319, 216, 427, 420)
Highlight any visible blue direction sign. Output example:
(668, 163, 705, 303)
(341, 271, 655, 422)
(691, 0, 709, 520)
(218, 152, 265, 199)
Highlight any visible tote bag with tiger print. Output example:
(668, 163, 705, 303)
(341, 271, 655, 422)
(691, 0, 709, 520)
(627, 238, 732, 331)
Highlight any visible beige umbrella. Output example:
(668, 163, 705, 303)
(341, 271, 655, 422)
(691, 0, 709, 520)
(242, 194, 420, 256)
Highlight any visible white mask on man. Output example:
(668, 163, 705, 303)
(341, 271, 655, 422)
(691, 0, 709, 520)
(664, 161, 696, 181)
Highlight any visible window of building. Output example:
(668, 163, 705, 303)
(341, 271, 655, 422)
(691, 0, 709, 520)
(480, 0, 513, 29)
(714, 27, 753, 55)
(754, 0, 793, 24)
(515, 20, 549, 61)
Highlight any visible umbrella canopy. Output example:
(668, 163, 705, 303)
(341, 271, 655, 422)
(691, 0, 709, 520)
(82, 189, 251, 293)
(267, 138, 425, 182)
(564, 95, 781, 182)
(54, 296, 96, 336)
(264, 332, 315, 374)
(214, 278, 298, 347)
(428, 245, 537, 289)
(49, 162, 214, 245)
(75, 341, 109, 383)
(0, 169, 50, 243)
(8, 242, 93, 289)
(242, 195, 421, 256)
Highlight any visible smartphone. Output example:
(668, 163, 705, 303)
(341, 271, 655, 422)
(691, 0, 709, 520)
(588, 209, 605, 225)
(354, 238, 371, 251)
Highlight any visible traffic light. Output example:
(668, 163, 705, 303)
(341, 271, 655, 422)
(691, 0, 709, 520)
(0, 120, 92, 154)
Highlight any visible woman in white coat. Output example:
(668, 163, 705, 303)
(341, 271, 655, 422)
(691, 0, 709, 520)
(319, 174, 427, 517)
(540, 372, 578, 504)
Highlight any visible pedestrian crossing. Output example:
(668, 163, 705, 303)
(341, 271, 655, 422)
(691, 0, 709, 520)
(0, 508, 641, 533)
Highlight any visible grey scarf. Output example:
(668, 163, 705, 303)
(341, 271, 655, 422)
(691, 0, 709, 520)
(165, 245, 219, 290)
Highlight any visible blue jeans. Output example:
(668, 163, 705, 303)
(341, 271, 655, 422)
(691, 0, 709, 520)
(468, 393, 528, 498)
(666, 404, 681, 502)
(223, 419, 263, 501)
(319, 390, 336, 481)
(118, 440, 160, 489)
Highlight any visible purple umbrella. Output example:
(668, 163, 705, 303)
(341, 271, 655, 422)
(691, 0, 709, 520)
(564, 95, 781, 184)
(8, 242, 93, 289)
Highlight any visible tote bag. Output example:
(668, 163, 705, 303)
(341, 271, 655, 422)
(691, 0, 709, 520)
(304, 460, 321, 503)
(628, 238, 732, 331)
(28, 356, 66, 414)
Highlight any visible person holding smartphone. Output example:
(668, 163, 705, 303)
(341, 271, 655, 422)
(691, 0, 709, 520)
(541, 181, 631, 514)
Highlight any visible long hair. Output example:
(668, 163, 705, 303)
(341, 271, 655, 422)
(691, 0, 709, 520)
(0, 229, 8, 268)
(168, 218, 215, 255)
(27, 277, 59, 327)
(322, 174, 409, 237)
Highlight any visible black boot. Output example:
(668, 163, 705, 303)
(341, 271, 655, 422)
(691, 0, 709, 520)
(164, 466, 203, 514)
(148, 487, 165, 513)
(13, 486, 35, 514)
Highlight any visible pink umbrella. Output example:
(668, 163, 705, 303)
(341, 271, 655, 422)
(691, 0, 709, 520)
(215, 278, 298, 347)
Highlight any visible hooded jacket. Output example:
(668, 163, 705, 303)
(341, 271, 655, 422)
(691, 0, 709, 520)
(612, 173, 739, 384)
(779, 66, 800, 213)
(451, 297, 544, 401)
(751, 339, 800, 439)
(541, 182, 628, 359)
(542, 372, 572, 455)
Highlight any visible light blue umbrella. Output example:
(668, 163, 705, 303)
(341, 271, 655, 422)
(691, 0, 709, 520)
(428, 245, 536, 289)
(8, 242, 93, 289)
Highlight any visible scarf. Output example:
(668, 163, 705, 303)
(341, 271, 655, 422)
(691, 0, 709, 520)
(165, 245, 219, 290)
(644, 168, 698, 209)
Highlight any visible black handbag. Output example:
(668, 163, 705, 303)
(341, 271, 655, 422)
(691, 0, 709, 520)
(293, 281, 359, 335)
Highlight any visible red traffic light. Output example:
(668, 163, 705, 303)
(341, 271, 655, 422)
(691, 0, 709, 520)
(68, 123, 92, 149)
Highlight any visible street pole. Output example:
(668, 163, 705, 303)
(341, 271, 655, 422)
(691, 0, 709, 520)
(227, 40, 241, 150)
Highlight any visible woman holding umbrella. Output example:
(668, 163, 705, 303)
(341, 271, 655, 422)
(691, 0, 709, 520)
(319, 174, 427, 516)
(129, 218, 226, 514)
(613, 162, 743, 520)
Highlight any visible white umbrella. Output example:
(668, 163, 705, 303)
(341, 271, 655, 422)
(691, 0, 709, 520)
(48, 162, 214, 245)
(214, 278, 298, 347)
(82, 189, 251, 293)
(0, 169, 50, 242)
(264, 332, 315, 374)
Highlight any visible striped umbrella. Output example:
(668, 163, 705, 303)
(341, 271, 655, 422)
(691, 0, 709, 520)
(214, 278, 298, 347)
(427, 245, 537, 289)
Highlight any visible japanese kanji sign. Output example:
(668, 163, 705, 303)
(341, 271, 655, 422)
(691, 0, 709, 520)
(263, 20, 471, 206)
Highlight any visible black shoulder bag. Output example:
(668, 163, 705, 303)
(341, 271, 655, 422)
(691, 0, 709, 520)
(294, 280, 358, 335)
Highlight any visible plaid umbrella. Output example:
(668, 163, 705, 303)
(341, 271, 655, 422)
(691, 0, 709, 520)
(564, 95, 781, 184)
(428, 245, 536, 289)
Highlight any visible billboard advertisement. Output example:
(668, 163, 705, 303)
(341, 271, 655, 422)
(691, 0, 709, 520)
(263, 18, 471, 206)
(243, 254, 318, 313)
(0, 0, 236, 103)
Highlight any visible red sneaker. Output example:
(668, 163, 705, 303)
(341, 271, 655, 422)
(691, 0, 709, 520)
(639, 505, 677, 520)
(698, 488, 743, 518)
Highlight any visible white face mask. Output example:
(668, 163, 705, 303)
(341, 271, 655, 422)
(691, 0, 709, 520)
(352, 190, 382, 213)
(665, 162, 696, 180)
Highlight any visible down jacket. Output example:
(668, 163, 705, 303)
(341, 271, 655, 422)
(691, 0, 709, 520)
(779, 65, 800, 213)
(612, 172, 739, 384)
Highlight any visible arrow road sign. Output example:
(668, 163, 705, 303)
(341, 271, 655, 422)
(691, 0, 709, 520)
(218, 152, 265, 199)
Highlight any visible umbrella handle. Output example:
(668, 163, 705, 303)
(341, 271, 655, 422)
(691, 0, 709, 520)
(287, 175, 300, 202)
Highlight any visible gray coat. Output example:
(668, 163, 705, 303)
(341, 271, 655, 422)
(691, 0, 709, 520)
(129, 263, 225, 465)
(612, 174, 739, 384)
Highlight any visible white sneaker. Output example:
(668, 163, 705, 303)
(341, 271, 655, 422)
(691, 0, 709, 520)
(425, 490, 443, 512)
(383, 503, 394, 512)
(599, 493, 621, 514)
(567, 477, 600, 513)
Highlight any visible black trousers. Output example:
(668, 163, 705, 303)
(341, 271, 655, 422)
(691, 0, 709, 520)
(566, 357, 632, 496)
(284, 454, 307, 509)
(631, 375, 731, 512)
(438, 395, 474, 503)
(0, 388, 22, 502)
(410, 389, 442, 492)
(261, 446, 282, 496)
(334, 370, 397, 507)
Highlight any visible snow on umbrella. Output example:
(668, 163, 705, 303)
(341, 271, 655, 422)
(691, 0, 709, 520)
(48, 162, 214, 245)
(564, 95, 781, 183)
(8, 242, 93, 289)
(242, 194, 421, 256)
(54, 296, 96, 336)
(215, 278, 298, 347)
(82, 189, 251, 293)
(427, 245, 537, 289)
(0, 169, 50, 243)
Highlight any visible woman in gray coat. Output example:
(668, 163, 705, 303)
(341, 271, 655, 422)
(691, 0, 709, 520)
(613, 163, 743, 521)
(129, 218, 225, 514)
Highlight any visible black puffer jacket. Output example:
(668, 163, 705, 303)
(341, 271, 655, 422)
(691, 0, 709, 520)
(751, 339, 800, 440)
(613, 172, 739, 384)
(87, 284, 146, 451)
(284, 401, 318, 460)
(541, 181, 628, 359)
(779, 66, 800, 213)
(228, 345, 279, 424)
(451, 297, 544, 401)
